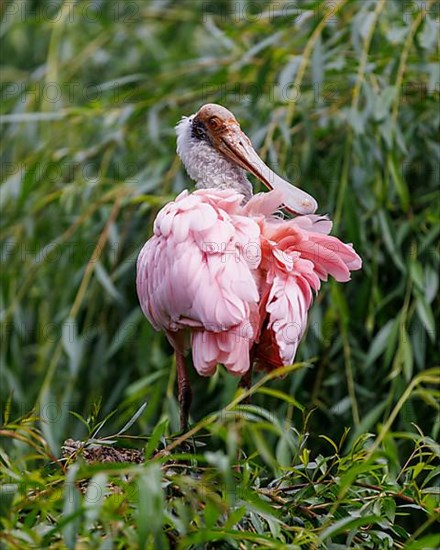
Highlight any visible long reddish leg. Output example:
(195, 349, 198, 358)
(176, 349, 192, 431)
(167, 332, 192, 431)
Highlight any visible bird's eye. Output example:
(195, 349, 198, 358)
(208, 117, 221, 130)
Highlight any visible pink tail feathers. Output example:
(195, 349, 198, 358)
(138, 188, 362, 378)
(192, 321, 255, 376)
(191, 215, 362, 375)
(254, 215, 362, 369)
(287, 215, 362, 282)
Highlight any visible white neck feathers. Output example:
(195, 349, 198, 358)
(175, 116, 252, 200)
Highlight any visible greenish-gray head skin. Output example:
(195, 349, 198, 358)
(176, 103, 318, 215)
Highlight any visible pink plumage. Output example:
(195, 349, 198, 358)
(136, 103, 362, 429)
(137, 188, 361, 375)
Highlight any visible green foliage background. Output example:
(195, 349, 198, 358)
(1, 0, 439, 548)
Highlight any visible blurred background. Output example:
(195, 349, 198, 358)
(1, 0, 439, 454)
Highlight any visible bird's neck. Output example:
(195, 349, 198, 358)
(189, 141, 253, 200)
(176, 119, 253, 201)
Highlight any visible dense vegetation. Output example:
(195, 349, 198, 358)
(1, 0, 439, 548)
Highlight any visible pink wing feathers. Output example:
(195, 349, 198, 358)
(137, 188, 362, 376)
(136, 189, 261, 376)
(253, 212, 362, 368)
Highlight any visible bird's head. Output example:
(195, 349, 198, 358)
(175, 103, 317, 215)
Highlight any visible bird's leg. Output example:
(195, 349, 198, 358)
(175, 350, 192, 431)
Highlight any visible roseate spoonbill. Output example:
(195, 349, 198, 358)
(137, 104, 361, 430)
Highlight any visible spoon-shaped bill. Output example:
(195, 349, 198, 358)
(216, 125, 318, 215)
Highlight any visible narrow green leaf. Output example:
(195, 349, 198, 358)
(415, 291, 436, 341)
(365, 319, 395, 366)
(404, 534, 440, 550)
(62, 464, 81, 550)
(387, 154, 410, 212)
(137, 464, 165, 546)
(85, 473, 108, 528)
(256, 387, 304, 411)
(94, 261, 123, 302)
(320, 515, 382, 540)
(117, 402, 147, 435)
(62, 318, 83, 376)
(144, 419, 168, 459)
(223, 505, 247, 529)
